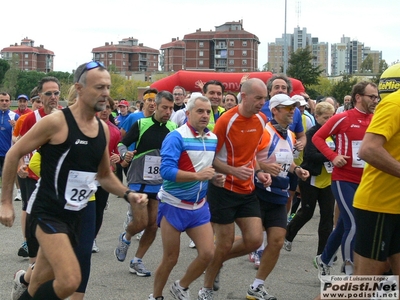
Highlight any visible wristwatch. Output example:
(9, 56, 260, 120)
(123, 189, 135, 203)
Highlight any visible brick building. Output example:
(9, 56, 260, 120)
(92, 37, 159, 79)
(1, 37, 54, 72)
(160, 20, 260, 72)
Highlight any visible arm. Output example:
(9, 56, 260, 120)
(96, 123, 147, 204)
(358, 133, 400, 177)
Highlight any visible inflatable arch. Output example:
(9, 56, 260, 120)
(150, 70, 305, 96)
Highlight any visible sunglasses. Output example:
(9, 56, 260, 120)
(76, 61, 105, 83)
(42, 91, 60, 97)
(276, 105, 297, 112)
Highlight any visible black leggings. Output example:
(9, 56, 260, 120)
(286, 179, 335, 254)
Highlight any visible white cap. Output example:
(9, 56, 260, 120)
(291, 95, 307, 106)
(269, 94, 299, 110)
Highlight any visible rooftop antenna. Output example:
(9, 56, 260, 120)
(296, 0, 301, 27)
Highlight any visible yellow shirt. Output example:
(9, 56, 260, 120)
(353, 90, 400, 213)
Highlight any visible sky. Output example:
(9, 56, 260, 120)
(2, 0, 399, 74)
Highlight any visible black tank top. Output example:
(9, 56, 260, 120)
(28, 108, 106, 220)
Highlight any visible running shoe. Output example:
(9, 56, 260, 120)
(314, 255, 331, 282)
(254, 250, 263, 269)
(11, 270, 27, 300)
(283, 239, 292, 252)
(170, 280, 190, 300)
(148, 294, 164, 300)
(92, 239, 99, 253)
(14, 190, 22, 201)
(123, 204, 133, 231)
(114, 232, 130, 262)
(129, 259, 151, 277)
(197, 288, 214, 300)
(213, 268, 221, 291)
(17, 241, 29, 258)
(249, 252, 255, 262)
(246, 284, 277, 300)
(136, 230, 144, 240)
(189, 239, 196, 248)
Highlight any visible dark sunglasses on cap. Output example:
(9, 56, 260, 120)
(76, 61, 105, 83)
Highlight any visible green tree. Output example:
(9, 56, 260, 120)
(308, 77, 333, 99)
(15, 71, 45, 96)
(360, 55, 373, 73)
(0, 59, 11, 86)
(287, 48, 324, 88)
(331, 75, 358, 104)
(2, 55, 21, 97)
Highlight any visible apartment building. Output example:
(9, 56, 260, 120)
(1, 37, 54, 72)
(160, 20, 260, 72)
(92, 37, 159, 79)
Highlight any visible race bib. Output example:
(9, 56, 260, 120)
(64, 170, 97, 211)
(351, 140, 365, 168)
(324, 161, 334, 173)
(275, 152, 292, 178)
(143, 155, 161, 181)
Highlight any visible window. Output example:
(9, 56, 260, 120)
(123, 62, 126, 66)
(123, 53, 126, 58)
(242, 50, 247, 56)
(229, 41, 234, 47)
(109, 61, 112, 65)
(229, 50, 234, 56)
(101, 53, 104, 58)
(199, 42, 204, 48)
(242, 41, 247, 46)
(199, 51, 204, 57)
(229, 59, 234, 65)
(242, 60, 247, 65)
(25, 61, 28, 65)
(24, 54, 28, 58)
(108, 53, 113, 58)
(199, 60, 204, 66)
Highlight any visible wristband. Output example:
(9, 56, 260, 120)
(255, 169, 264, 177)
(293, 166, 301, 174)
(123, 189, 136, 203)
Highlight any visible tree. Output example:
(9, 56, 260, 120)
(287, 48, 324, 88)
(0, 59, 10, 86)
(2, 55, 21, 97)
(308, 77, 333, 99)
(360, 55, 373, 73)
(15, 71, 45, 97)
(331, 75, 358, 104)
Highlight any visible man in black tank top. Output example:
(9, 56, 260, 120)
(0, 61, 148, 300)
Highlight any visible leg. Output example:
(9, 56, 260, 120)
(179, 222, 214, 288)
(94, 186, 109, 237)
(125, 198, 149, 240)
(226, 216, 263, 260)
(353, 253, 387, 275)
(28, 227, 81, 299)
(256, 226, 286, 280)
(316, 186, 335, 255)
(152, 217, 181, 297)
(203, 222, 235, 289)
(134, 198, 159, 259)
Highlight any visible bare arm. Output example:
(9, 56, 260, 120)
(358, 133, 400, 177)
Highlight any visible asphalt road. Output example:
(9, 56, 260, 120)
(0, 190, 339, 300)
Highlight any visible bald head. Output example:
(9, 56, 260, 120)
(241, 78, 266, 95)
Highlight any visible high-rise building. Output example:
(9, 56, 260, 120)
(0, 37, 54, 72)
(331, 35, 381, 76)
(160, 20, 260, 72)
(268, 27, 329, 76)
(92, 37, 159, 78)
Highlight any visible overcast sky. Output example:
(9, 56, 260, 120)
(2, 0, 399, 74)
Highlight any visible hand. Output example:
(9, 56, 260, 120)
(262, 163, 282, 177)
(295, 167, 310, 181)
(332, 155, 350, 168)
(211, 173, 226, 187)
(8, 119, 16, 127)
(17, 165, 29, 178)
(196, 166, 215, 181)
(130, 192, 148, 206)
(240, 73, 250, 85)
(110, 153, 120, 164)
(124, 150, 135, 163)
(233, 162, 253, 180)
(257, 172, 272, 187)
(0, 203, 15, 227)
(295, 140, 304, 152)
(195, 80, 204, 91)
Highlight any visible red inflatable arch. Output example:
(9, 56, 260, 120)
(150, 70, 305, 96)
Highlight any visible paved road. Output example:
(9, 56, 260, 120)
(0, 191, 339, 299)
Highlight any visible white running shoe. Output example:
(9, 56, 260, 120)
(189, 239, 196, 248)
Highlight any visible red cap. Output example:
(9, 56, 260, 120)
(118, 100, 129, 107)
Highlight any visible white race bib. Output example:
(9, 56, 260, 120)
(324, 161, 334, 173)
(351, 140, 365, 168)
(64, 170, 97, 211)
(275, 152, 292, 178)
(143, 155, 161, 181)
